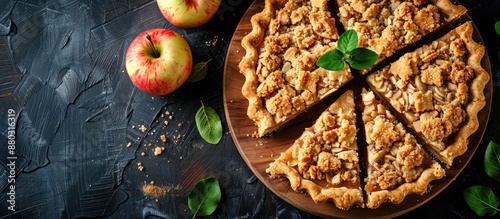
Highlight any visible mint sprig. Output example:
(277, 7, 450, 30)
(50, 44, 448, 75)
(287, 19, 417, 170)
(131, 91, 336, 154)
(316, 29, 378, 71)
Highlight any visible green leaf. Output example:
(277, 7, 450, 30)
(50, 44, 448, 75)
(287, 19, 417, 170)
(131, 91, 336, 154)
(495, 21, 500, 35)
(195, 101, 223, 144)
(188, 177, 221, 217)
(463, 185, 500, 217)
(188, 60, 211, 82)
(346, 48, 379, 70)
(485, 141, 500, 181)
(338, 29, 358, 54)
(316, 49, 346, 71)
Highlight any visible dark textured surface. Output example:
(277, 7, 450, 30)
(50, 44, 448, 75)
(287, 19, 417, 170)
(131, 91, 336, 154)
(0, 0, 498, 218)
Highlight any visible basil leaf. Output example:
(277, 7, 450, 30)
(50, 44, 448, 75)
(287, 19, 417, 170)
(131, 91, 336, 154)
(188, 60, 211, 82)
(463, 185, 500, 217)
(195, 102, 222, 144)
(188, 177, 221, 217)
(495, 21, 500, 35)
(346, 48, 379, 70)
(316, 49, 345, 71)
(338, 29, 358, 54)
(485, 141, 500, 181)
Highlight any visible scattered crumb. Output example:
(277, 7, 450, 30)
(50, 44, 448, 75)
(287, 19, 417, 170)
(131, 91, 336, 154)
(154, 146, 165, 156)
(139, 125, 147, 132)
(169, 115, 173, 120)
(142, 184, 166, 197)
(142, 183, 180, 198)
(205, 36, 219, 47)
(137, 162, 144, 171)
(127, 142, 132, 147)
(141, 152, 146, 156)
(160, 135, 167, 143)
(177, 123, 183, 127)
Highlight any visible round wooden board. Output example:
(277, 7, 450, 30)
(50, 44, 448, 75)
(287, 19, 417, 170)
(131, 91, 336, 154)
(222, 1, 492, 218)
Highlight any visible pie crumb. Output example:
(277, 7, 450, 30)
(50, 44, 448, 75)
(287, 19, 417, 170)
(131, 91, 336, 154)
(154, 146, 165, 156)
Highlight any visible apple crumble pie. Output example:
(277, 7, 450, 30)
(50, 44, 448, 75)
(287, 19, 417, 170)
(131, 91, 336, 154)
(236, 0, 489, 211)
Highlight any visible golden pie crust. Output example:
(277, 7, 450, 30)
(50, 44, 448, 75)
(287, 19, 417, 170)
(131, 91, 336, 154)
(238, 0, 353, 137)
(360, 89, 445, 209)
(366, 22, 489, 166)
(266, 90, 364, 210)
(335, 0, 466, 73)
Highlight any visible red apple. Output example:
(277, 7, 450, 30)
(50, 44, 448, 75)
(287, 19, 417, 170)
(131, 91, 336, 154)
(125, 28, 192, 96)
(157, 0, 222, 28)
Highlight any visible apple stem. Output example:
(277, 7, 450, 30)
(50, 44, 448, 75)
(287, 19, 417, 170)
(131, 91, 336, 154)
(146, 35, 160, 58)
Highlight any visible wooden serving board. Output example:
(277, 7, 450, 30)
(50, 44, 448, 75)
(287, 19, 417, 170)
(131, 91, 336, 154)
(222, 1, 492, 218)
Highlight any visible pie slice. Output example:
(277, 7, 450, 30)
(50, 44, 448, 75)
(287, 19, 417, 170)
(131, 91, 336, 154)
(360, 89, 445, 209)
(335, 0, 467, 73)
(239, 0, 353, 137)
(366, 21, 490, 166)
(266, 90, 364, 210)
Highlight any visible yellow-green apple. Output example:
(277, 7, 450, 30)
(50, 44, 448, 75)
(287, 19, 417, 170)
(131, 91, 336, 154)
(125, 28, 192, 96)
(157, 0, 222, 28)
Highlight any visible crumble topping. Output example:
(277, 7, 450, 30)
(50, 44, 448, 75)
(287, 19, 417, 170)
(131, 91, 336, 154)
(362, 89, 438, 195)
(252, 0, 349, 128)
(266, 91, 361, 208)
(295, 104, 359, 185)
(366, 21, 489, 166)
(361, 89, 444, 208)
(367, 24, 474, 148)
(336, 0, 466, 70)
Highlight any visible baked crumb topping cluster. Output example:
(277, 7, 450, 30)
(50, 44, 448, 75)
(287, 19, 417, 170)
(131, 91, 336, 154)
(256, 0, 351, 125)
(336, 0, 466, 69)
